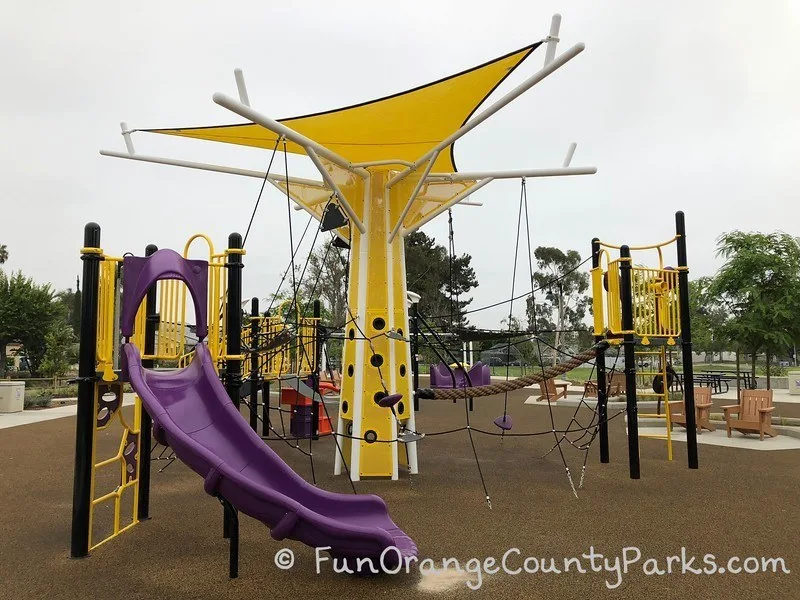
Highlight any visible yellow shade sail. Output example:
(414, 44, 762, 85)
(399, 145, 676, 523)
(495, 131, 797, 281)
(144, 43, 541, 173)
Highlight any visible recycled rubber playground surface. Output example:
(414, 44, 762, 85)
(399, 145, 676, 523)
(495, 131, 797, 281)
(1, 387, 798, 599)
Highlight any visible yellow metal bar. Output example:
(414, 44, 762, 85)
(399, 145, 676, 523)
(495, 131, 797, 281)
(597, 235, 679, 251)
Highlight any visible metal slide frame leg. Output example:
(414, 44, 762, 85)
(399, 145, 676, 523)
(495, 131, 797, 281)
(218, 495, 239, 579)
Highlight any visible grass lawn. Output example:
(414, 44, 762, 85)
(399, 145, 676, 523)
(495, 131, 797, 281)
(418, 363, 597, 384)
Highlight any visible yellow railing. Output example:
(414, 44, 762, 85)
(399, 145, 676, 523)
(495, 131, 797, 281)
(592, 250, 681, 342)
(96, 257, 123, 381)
(102, 234, 239, 371)
(243, 316, 319, 380)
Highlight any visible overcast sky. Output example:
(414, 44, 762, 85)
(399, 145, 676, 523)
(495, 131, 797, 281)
(2, 1, 799, 328)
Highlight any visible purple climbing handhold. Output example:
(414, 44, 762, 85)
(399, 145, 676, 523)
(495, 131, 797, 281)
(378, 393, 403, 408)
(493, 415, 513, 431)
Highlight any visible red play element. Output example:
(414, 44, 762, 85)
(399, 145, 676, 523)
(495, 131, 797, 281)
(281, 382, 336, 434)
(280, 387, 313, 406)
(318, 381, 340, 395)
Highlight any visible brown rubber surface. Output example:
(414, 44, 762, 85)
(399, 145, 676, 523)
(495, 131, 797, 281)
(0, 388, 797, 599)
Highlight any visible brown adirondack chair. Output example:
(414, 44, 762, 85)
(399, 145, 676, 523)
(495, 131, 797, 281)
(668, 387, 714, 433)
(722, 389, 776, 440)
(584, 372, 626, 398)
(608, 372, 626, 396)
(536, 379, 569, 402)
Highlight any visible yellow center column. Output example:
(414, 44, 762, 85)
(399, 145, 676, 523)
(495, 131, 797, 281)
(334, 169, 418, 480)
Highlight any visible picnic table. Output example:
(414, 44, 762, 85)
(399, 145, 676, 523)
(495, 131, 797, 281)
(699, 368, 756, 391)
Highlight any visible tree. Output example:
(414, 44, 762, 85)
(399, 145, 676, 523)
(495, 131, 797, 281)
(41, 322, 77, 378)
(710, 231, 800, 382)
(300, 241, 349, 327)
(688, 277, 729, 361)
(525, 247, 591, 365)
(0, 244, 7, 264)
(405, 231, 478, 330)
(0, 271, 62, 376)
(55, 283, 82, 337)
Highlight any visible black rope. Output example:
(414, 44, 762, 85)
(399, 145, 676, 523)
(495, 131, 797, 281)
(242, 139, 281, 247)
(428, 254, 593, 320)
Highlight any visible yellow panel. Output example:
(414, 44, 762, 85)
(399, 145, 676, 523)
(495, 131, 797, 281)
(144, 44, 541, 173)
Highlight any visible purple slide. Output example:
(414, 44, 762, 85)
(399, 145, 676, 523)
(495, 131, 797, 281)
(121, 249, 416, 569)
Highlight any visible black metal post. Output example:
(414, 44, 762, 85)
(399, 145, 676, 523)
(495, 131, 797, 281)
(311, 299, 322, 440)
(619, 245, 640, 480)
(592, 238, 609, 464)
(223, 233, 243, 540)
(675, 211, 698, 470)
(249, 297, 260, 433)
(218, 496, 239, 578)
(411, 302, 421, 412)
(137, 243, 158, 521)
(224, 233, 243, 409)
(70, 223, 102, 558)
(262, 310, 271, 437)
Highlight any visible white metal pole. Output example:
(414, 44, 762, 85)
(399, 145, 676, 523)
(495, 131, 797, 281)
(387, 152, 439, 243)
(386, 42, 586, 189)
(544, 14, 562, 66)
(402, 178, 493, 237)
(562, 142, 577, 167)
(99, 150, 325, 188)
(212, 93, 369, 178)
(462, 342, 467, 366)
(233, 68, 250, 107)
(469, 341, 474, 366)
(306, 147, 366, 234)
(428, 166, 595, 182)
(120, 122, 135, 155)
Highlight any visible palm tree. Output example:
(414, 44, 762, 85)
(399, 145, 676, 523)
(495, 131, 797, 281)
(0, 244, 7, 264)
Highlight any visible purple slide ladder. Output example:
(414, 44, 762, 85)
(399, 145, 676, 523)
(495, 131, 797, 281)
(121, 250, 416, 576)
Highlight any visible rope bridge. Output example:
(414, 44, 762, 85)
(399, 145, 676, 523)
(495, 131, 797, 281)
(417, 341, 609, 401)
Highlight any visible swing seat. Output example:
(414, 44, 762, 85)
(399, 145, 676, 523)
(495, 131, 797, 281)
(493, 415, 513, 430)
(429, 361, 490, 389)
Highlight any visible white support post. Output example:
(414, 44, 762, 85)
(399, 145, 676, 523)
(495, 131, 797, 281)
(387, 152, 439, 243)
(120, 122, 135, 155)
(387, 42, 586, 189)
(212, 93, 369, 178)
(563, 142, 577, 167)
(462, 342, 467, 366)
(402, 178, 493, 237)
(306, 147, 366, 234)
(544, 14, 562, 66)
(234, 68, 250, 107)
(99, 150, 325, 188)
(428, 166, 595, 182)
(469, 341, 474, 366)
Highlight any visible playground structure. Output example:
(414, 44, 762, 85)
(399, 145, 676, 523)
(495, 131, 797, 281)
(589, 211, 698, 479)
(70, 225, 344, 573)
(100, 14, 596, 481)
(71, 223, 416, 577)
(69, 13, 709, 581)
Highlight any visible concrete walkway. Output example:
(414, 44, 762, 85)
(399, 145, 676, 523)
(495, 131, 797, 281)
(635, 425, 800, 451)
(0, 393, 137, 431)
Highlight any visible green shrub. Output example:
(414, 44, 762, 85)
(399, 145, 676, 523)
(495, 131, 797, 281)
(24, 395, 52, 409)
